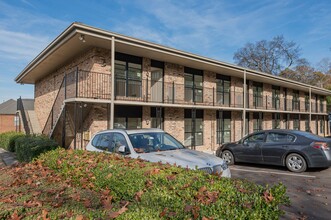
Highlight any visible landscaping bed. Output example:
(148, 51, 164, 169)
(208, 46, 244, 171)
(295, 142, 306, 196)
(0, 148, 289, 219)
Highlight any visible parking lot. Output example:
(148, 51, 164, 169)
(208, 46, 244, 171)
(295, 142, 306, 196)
(231, 163, 331, 220)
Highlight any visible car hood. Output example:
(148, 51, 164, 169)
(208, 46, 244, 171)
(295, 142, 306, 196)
(137, 148, 224, 169)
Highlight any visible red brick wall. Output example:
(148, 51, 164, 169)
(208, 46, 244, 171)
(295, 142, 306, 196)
(0, 114, 16, 133)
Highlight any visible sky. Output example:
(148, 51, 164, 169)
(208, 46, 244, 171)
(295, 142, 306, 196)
(0, 0, 331, 103)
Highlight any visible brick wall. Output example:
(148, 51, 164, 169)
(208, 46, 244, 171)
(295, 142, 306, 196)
(164, 107, 184, 143)
(0, 114, 16, 133)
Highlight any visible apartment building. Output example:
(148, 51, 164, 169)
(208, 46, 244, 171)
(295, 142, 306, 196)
(15, 23, 331, 151)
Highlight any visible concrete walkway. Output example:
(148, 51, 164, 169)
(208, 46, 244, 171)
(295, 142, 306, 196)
(0, 148, 18, 167)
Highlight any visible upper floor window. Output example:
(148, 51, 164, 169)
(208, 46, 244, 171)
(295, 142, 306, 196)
(292, 90, 299, 111)
(319, 96, 325, 113)
(272, 86, 280, 110)
(253, 82, 263, 108)
(184, 67, 203, 103)
(115, 52, 142, 98)
(305, 93, 309, 112)
(216, 74, 231, 106)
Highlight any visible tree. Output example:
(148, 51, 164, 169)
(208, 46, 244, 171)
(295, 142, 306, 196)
(233, 36, 301, 75)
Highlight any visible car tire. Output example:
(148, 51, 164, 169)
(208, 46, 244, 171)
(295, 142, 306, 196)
(285, 153, 307, 173)
(221, 150, 234, 165)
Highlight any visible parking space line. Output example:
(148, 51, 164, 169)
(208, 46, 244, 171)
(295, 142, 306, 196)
(231, 167, 316, 178)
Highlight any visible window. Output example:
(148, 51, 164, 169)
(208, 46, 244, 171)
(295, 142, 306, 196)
(320, 116, 324, 133)
(243, 133, 265, 145)
(292, 90, 300, 111)
(253, 112, 263, 132)
(283, 113, 289, 129)
(304, 115, 310, 132)
(272, 86, 280, 109)
(110, 133, 129, 153)
(184, 109, 203, 147)
(266, 132, 295, 143)
(320, 96, 325, 113)
(92, 133, 112, 151)
(114, 106, 142, 129)
(151, 107, 164, 129)
(305, 93, 309, 112)
(216, 74, 231, 106)
(245, 112, 249, 136)
(184, 67, 203, 103)
(216, 111, 231, 144)
(253, 82, 263, 108)
(293, 114, 300, 130)
(272, 113, 281, 129)
(115, 52, 142, 98)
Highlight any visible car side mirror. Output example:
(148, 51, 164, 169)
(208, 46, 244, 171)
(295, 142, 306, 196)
(118, 145, 130, 155)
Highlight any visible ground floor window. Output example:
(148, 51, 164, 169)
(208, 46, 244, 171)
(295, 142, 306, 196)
(151, 107, 164, 129)
(283, 114, 289, 129)
(245, 112, 249, 136)
(216, 111, 231, 144)
(304, 115, 310, 132)
(293, 114, 300, 130)
(272, 113, 281, 129)
(253, 112, 263, 132)
(114, 105, 142, 129)
(320, 116, 324, 134)
(184, 109, 203, 148)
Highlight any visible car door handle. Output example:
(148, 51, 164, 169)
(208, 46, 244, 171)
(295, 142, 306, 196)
(282, 145, 288, 148)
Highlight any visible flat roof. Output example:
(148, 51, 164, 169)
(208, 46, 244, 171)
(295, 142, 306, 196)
(15, 22, 331, 96)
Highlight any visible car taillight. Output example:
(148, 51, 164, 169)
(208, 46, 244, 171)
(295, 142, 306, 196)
(311, 142, 330, 150)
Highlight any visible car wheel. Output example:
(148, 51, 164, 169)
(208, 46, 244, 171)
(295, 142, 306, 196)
(285, 153, 307, 173)
(221, 150, 234, 165)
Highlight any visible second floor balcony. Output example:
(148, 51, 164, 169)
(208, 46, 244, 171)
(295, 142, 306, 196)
(63, 70, 328, 113)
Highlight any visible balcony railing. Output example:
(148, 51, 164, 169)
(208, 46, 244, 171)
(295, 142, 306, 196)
(56, 70, 328, 113)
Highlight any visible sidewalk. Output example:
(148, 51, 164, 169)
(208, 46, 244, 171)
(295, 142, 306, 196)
(0, 148, 18, 167)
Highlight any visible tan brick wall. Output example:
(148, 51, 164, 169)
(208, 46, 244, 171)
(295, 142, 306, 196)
(35, 48, 112, 131)
(0, 114, 16, 133)
(232, 111, 243, 141)
(164, 107, 184, 143)
(264, 113, 272, 130)
(203, 71, 216, 105)
(164, 63, 184, 103)
(231, 76, 244, 107)
(142, 106, 151, 128)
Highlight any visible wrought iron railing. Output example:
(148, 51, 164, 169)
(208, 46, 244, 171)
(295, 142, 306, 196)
(17, 97, 31, 134)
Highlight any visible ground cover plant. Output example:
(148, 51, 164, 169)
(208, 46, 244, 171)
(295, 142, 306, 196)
(0, 148, 289, 219)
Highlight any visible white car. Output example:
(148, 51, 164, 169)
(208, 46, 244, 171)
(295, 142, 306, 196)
(86, 128, 231, 178)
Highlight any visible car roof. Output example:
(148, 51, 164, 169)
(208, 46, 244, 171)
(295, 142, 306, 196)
(95, 128, 165, 135)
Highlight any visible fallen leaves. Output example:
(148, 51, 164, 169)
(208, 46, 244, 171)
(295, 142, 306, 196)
(263, 191, 274, 203)
(107, 201, 129, 219)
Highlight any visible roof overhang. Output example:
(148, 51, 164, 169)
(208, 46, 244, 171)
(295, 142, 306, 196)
(15, 22, 331, 96)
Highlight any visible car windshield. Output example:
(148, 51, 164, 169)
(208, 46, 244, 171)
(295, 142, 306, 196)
(129, 132, 185, 154)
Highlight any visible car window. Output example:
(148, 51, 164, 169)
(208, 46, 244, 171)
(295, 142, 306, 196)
(92, 133, 112, 151)
(110, 133, 129, 154)
(244, 133, 265, 144)
(266, 132, 296, 143)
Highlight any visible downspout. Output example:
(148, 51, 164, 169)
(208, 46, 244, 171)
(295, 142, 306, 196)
(110, 36, 115, 129)
(242, 69, 247, 138)
(309, 87, 312, 132)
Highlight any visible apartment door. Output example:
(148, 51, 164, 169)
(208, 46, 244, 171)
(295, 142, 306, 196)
(151, 69, 163, 102)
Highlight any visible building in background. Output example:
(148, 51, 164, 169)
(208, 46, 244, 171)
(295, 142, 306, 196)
(15, 23, 331, 151)
(0, 99, 19, 133)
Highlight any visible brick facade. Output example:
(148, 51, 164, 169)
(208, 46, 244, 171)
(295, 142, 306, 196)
(0, 115, 16, 133)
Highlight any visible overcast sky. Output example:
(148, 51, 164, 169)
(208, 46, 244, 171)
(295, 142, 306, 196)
(1, 0, 331, 103)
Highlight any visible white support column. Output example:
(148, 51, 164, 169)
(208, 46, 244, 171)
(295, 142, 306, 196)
(110, 36, 115, 129)
(242, 69, 247, 138)
(309, 87, 312, 131)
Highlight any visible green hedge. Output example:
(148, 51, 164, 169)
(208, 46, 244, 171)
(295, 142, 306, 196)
(0, 131, 24, 151)
(15, 135, 60, 162)
(37, 149, 290, 219)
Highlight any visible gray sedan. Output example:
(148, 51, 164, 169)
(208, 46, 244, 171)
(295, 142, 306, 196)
(216, 129, 331, 173)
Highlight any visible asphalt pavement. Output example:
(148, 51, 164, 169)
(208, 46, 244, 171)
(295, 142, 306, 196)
(231, 163, 331, 220)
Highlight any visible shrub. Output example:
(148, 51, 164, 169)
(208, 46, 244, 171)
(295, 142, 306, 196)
(15, 135, 60, 162)
(37, 149, 290, 219)
(0, 131, 24, 151)
(8, 133, 25, 152)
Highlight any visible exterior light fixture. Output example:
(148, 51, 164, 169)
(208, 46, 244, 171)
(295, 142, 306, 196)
(79, 34, 86, 43)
